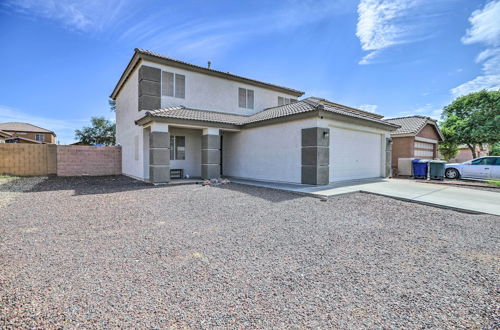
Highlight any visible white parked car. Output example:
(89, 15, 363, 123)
(445, 156, 500, 179)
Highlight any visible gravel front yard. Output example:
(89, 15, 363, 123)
(1, 176, 499, 328)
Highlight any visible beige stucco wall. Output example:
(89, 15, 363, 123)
(142, 59, 299, 115)
(116, 69, 148, 180)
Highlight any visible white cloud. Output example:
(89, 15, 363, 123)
(119, 0, 354, 59)
(358, 104, 378, 112)
(356, 0, 434, 64)
(451, 0, 500, 97)
(3, 0, 355, 59)
(0, 105, 90, 144)
(395, 103, 442, 120)
(451, 74, 500, 97)
(2, 0, 131, 32)
(461, 0, 500, 46)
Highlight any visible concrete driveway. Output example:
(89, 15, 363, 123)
(232, 178, 500, 216)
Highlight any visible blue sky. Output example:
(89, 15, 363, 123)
(0, 0, 499, 144)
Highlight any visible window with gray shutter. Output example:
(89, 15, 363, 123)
(247, 90, 254, 109)
(239, 88, 254, 109)
(238, 88, 246, 108)
(175, 136, 185, 160)
(170, 135, 186, 160)
(175, 74, 185, 99)
(278, 97, 295, 106)
(162, 71, 174, 97)
(170, 135, 175, 160)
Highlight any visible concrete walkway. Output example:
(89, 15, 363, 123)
(231, 178, 500, 216)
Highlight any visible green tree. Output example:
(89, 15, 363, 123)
(491, 142, 500, 156)
(75, 117, 116, 146)
(109, 98, 116, 112)
(438, 127, 459, 161)
(441, 90, 500, 158)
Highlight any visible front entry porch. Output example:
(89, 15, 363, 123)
(145, 122, 231, 184)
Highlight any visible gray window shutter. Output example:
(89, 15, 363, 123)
(175, 74, 185, 99)
(278, 96, 284, 106)
(238, 88, 246, 108)
(247, 90, 254, 109)
(162, 71, 174, 97)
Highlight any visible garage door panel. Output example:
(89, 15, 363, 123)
(329, 127, 382, 182)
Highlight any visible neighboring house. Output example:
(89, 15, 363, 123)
(112, 49, 399, 185)
(5, 136, 44, 144)
(0, 122, 56, 144)
(447, 144, 490, 163)
(0, 130, 12, 143)
(385, 116, 444, 175)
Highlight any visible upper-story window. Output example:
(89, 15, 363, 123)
(162, 71, 185, 99)
(238, 88, 254, 109)
(35, 134, 44, 142)
(278, 97, 297, 106)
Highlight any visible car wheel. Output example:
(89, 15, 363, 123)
(445, 168, 460, 179)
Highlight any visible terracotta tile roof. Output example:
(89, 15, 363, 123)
(147, 106, 248, 125)
(0, 122, 54, 134)
(136, 49, 305, 96)
(112, 49, 305, 99)
(384, 116, 438, 136)
(140, 97, 399, 129)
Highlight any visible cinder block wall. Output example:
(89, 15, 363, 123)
(56, 146, 121, 176)
(0, 144, 121, 177)
(0, 144, 56, 176)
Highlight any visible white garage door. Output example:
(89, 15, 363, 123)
(330, 127, 382, 182)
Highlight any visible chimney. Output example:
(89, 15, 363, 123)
(207, 61, 211, 69)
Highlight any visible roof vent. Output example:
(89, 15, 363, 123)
(207, 61, 211, 69)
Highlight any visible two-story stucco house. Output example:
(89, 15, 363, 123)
(111, 49, 399, 185)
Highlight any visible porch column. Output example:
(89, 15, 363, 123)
(301, 127, 329, 185)
(149, 123, 170, 184)
(201, 128, 220, 179)
(385, 137, 393, 177)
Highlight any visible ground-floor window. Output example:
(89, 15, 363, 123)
(170, 135, 185, 160)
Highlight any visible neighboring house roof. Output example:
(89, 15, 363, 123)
(305, 97, 384, 119)
(0, 130, 12, 138)
(5, 136, 44, 144)
(136, 97, 400, 130)
(0, 122, 55, 135)
(111, 48, 305, 99)
(385, 116, 444, 141)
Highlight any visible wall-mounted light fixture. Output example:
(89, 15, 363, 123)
(323, 131, 329, 139)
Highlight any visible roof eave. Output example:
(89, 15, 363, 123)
(319, 110, 400, 131)
(110, 51, 142, 100)
(135, 113, 240, 130)
(111, 49, 305, 100)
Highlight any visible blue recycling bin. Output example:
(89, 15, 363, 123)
(412, 159, 428, 179)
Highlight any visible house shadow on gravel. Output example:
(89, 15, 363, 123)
(214, 182, 304, 203)
(19, 175, 162, 196)
(3, 175, 304, 202)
